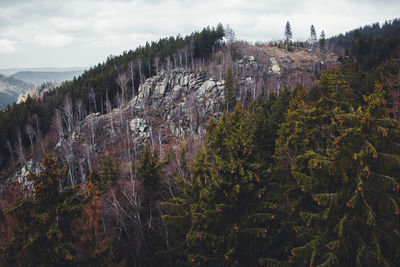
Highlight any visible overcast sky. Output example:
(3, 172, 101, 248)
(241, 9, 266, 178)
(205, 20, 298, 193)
(0, 0, 399, 69)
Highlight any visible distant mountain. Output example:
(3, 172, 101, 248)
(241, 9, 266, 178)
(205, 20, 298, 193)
(0, 74, 33, 109)
(0, 67, 86, 76)
(10, 70, 85, 86)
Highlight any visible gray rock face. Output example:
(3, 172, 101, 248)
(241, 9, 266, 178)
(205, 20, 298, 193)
(269, 57, 281, 76)
(11, 159, 41, 189)
(43, 55, 265, 185)
(128, 69, 225, 139)
(130, 118, 151, 141)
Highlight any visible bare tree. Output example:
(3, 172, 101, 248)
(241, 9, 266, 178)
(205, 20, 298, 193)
(60, 139, 75, 185)
(88, 115, 97, 146)
(189, 38, 195, 70)
(32, 114, 44, 155)
(15, 127, 26, 166)
(117, 72, 128, 106)
(105, 99, 114, 133)
(173, 53, 178, 69)
(62, 96, 74, 134)
(25, 123, 35, 156)
(83, 142, 93, 172)
(88, 87, 97, 113)
(52, 108, 64, 140)
(183, 47, 188, 69)
(153, 57, 160, 75)
(157, 126, 163, 160)
(123, 116, 132, 162)
(75, 98, 85, 124)
(225, 24, 236, 44)
(128, 61, 136, 97)
(165, 55, 172, 74)
(187, 96, 195, 140)
(136, 58, 144, 88)
(178, 49, 183, 68)
(6, 140, 15, 172)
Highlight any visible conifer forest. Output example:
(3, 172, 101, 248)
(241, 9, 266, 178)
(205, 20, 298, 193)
(0, 6, 400, 266)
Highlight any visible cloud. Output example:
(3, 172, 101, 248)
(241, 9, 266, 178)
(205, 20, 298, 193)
(0, 39, 16, 54)
(0, 0, 399, 68)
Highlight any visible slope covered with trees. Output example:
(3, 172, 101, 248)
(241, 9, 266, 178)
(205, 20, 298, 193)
(1, 20, 400, 266)
(0, 24, 225, 173)
(330, 18, 400, 69)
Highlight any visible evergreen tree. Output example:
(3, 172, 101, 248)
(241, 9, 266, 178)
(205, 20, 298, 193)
(136, 144, 169, 265)
(275, 68, 400, 265)
(310, 25, 317, 45)
(319, 30, 326, 53)
(293, 83, 400, 266)
(162, 104, 292, 266)
(137, 145, 168, 228)
(1, 153, 84, 266)
(285, 21, 293, 46)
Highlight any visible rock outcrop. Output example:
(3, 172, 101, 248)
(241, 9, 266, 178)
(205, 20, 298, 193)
(269, 57, 281, 76)
(128, 69, 225, 140)
(44, 48, 338, 185)
(11, 159, 41, 189)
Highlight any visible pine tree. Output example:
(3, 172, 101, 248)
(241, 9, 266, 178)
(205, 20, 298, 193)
(276, 72, 400, 265)
(310, 25, 317, 46)
(162, 104, 292, 266)
(136, 144, 169, 265)
(319, 30, 326, 53)
(285, 21, 293, 46)
(1, 153, 84, 266)
(137, 145, 168, 228)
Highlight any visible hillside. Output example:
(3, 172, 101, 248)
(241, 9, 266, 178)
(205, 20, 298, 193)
(0, 74, 33, 109)
(1, 21, 400, 266)
(11, 70, 85, 86)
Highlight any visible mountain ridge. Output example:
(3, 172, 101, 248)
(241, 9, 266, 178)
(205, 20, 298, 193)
(11, 70, 85, 86)
(0, 74, 33, 110)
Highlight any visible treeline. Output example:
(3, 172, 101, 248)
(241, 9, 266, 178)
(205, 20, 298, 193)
(0, 24, 225, 173)
(330, 18, 400, 69)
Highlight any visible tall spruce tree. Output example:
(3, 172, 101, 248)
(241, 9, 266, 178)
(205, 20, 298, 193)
(136, 144, 169, 265)
(285, 21, 293, 46)
(289, 83, 400, 266)
(162, 104, 292, 266)
(319, 30, 326, 53)
(310, 25, 317, 46)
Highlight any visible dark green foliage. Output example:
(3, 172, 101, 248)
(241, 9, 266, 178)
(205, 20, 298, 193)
(88, 155, 120, 192)
(285, 21, 293, 45)
(330, 18, 400, 69)
(162, 103, 293, 266)
(0, 153, 84, 266)
(275, 68, 400, 265)
(2, 20, 400, 267)
(138, 145, 165, 197)
(132, 144, 169, 266)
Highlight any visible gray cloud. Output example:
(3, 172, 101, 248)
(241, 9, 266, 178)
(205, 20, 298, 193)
(0, 0, 399, 68)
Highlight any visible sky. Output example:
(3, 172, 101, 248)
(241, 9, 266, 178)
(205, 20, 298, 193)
(0, 0, 399, 69)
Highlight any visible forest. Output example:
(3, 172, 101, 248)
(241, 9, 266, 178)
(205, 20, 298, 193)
(0, 19, 400, 266)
